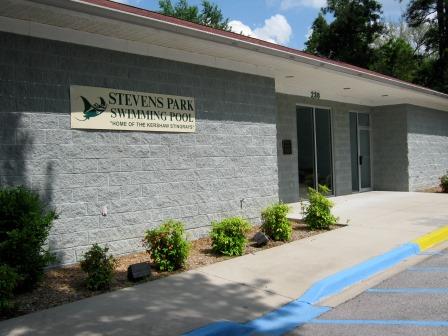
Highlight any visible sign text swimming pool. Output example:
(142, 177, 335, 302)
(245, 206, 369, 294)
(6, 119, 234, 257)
(70, 85, 195, 132)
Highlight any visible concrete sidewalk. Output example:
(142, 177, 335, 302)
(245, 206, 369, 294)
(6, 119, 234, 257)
(1, 191, 447, 336)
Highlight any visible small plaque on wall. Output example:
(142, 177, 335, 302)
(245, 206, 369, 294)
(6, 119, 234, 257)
(282, 139, 292, 155)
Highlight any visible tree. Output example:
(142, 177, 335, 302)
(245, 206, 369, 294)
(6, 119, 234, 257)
(404, 0, 448, 92)
(370, 37, 418, 82)
(413, 56, 440, 88)
(158, 0, 230, 30)
(305, 13, 330, 57)
(199, 0, 230, 30)
(159, 0, 199, 23)
(305, 0, 384, 68)
(374, 20, 430, 56)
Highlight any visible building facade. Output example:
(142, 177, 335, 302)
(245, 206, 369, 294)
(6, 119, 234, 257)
(1, 0, 447, 264)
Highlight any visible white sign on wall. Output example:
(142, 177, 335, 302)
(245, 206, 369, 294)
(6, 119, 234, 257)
(70, 85, 196, 132)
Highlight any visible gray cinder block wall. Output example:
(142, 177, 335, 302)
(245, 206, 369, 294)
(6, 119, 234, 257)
(331, 105, 356, 196)
(407, 105, 448, 190)
(276, 93, 370, 201)
(371, 105, 410, 191)
(371, 104, 448, 191)
(276, 94, 299, 203)
(0, 32, 279, 265)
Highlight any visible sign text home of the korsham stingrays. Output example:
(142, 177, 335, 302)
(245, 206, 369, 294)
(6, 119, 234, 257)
(70, 85, 196, 132)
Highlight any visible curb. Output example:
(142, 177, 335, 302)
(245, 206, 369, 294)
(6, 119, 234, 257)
(413, 226, 448, 251)
(298, 243, 419, 304)
(183, 225, 448, 336)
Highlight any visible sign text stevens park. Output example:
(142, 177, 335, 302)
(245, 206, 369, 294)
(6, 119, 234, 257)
(70, 85, 196, 132)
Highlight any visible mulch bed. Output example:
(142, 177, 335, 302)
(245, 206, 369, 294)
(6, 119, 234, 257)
(421, 186, 444, 193)
(2, 221, 342, 321)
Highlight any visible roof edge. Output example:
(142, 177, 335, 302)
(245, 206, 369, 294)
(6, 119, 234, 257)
(33, 0, 448, 100)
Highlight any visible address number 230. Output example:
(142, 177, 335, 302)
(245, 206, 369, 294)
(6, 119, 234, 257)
(311, 91, 320, 99)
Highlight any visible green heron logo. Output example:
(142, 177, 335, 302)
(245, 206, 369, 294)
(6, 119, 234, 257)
(76, 96, 107, 121)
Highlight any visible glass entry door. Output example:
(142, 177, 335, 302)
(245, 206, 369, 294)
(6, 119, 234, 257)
(350, 112, 372, 191)
(297, 106, 333, 199)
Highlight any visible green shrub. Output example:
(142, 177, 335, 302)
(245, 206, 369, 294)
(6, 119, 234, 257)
(80, 244, 117, 291)
(210, 217, 251, 256)
(261, 203, 292, 241)
(302, 185, 337, 230)
(0, 265, 20, 312)
(440, 172, 448, 193)
(143, 220, 190, 272)
(0, 186, 57, 292)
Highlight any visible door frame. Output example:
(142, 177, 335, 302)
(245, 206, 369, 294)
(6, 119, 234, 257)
(351, 111, 373, 192)
(296, 104, 335, 197)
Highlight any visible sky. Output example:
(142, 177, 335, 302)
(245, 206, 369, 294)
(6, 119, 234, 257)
(113, 0, 410, 50)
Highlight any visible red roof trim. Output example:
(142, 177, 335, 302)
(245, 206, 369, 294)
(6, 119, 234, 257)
(76, 0, 445, 96)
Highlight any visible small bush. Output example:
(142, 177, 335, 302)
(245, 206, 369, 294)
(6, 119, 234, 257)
(80, 244, 117, 291)
(440, 172, 448, 193)
(0, 186, 57, 292)
(302, 185, 337, 230)
(143, 220, 190, 272)
(0, 265, 20, 312)
(261, 203, 292, 241)
(210, 217, 251, 256)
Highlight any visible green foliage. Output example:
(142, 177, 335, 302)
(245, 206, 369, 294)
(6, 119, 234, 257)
(404, 0, 448, 93)
(159, 0, 198, 23)
(370, 37, 418, 82)
(303, 185, 337, 230)
(261, 203, 292, 241)
(0, 186, 57, 292)
(305, 13, 330, 57)
(305, 0, 384, 68)
(200, 0, 230, 30)
(210, 217, 251, 256)
(304, 0, 447, 92)
(413, 56, 439, 88)
(143, 220, 190, 272)
(0, 265, 20, 312)
(159, 0, 230, 30)
(440, 172, 448, 193)
(80, 244, 117, 291)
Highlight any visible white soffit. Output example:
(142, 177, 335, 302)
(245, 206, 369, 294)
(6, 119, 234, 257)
(0, 0, 447, 111)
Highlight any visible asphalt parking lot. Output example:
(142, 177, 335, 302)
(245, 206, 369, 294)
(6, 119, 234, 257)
(290, 247, 448, 336)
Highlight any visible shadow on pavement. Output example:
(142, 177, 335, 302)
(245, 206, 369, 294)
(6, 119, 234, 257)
(0, 270, 285, 336)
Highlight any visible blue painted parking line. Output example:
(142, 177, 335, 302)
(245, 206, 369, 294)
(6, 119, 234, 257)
(245, 302, 330, 336)
(298, 243, 419, 304)
(182, 321, 255, 336)
(367, 288, 448, 294)
(308, 319, 448, 327)
(408, 266, 448, 272)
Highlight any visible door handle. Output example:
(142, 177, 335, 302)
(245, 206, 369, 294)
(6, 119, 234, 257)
(359, 156, 363, 165)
